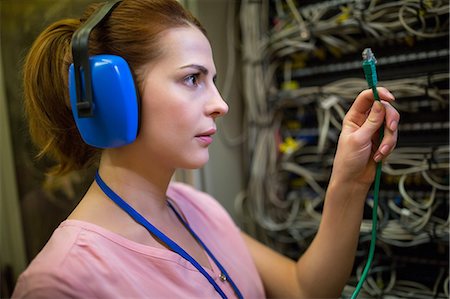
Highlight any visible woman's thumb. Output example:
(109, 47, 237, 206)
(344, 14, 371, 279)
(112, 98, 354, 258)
(358, 101, 384, 136)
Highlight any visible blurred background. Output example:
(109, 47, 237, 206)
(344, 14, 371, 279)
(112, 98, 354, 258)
(1, 0, 449, 298)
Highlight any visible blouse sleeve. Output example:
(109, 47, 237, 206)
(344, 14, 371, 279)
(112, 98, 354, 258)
(12, 271, 92, 299)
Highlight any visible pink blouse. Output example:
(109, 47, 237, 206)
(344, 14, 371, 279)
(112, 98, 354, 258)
(12, 182, 265, 298)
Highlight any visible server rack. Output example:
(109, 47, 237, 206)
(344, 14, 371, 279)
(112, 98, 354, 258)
(239, 1, 449, 297)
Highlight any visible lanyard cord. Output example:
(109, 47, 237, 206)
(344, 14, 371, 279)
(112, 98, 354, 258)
(94, 172, 243, 299)
(167, 201, 243, 299)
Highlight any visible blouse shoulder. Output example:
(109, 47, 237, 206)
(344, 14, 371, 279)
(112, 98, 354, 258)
(12, 225, 93, 298)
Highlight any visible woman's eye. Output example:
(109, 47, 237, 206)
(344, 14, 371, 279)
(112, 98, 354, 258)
(184, 74, 199, 87)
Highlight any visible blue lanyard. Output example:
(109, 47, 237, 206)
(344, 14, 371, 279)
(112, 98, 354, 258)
(95, 172, 243, 299)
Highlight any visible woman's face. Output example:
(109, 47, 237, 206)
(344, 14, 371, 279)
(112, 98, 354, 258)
(137, 26, 228, 170)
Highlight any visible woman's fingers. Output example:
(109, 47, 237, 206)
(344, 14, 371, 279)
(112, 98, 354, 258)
(344, 87, 396, 129)
(356, 100, 385, 139)
(373, 101, 400, 162)
(382, 100, 400, 132)
(346, 88, 400, 163)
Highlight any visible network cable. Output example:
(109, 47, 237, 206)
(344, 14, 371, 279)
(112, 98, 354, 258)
(351, 48, 383, 299)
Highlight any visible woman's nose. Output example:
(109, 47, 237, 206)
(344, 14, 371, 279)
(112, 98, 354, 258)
(207, 87, 229, 118)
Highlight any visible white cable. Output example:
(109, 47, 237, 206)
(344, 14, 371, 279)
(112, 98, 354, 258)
(433, 268, 446, 297)
(444, 275, 449, 297)
(217, 0, 247, 147)
(399, 2, 449, 38)
(285, 0, 309, 39)
(421, 170, 449, 190)
(398, 174, 435, 209)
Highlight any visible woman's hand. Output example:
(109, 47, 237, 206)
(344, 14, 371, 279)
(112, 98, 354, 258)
(245, 89, 400, 299)
(331, 87, 400, 186)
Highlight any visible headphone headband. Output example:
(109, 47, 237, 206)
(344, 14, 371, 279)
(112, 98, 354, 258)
(71, 0, 122, 118)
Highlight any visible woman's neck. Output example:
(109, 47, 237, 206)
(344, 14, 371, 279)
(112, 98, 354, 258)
(68, 148, 176, 231)
(97, 147, 175, 212)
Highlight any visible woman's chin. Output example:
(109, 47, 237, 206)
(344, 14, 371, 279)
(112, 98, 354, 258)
(182, 155, 209, 169)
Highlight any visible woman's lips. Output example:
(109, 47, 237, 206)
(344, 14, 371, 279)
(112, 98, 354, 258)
(195, 128, 216, 145)
(195, 135, 213, 145)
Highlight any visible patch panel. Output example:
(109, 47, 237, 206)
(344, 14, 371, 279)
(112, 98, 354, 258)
(240, 0, 449, 298)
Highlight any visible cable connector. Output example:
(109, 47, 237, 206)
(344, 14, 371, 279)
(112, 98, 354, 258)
(362, 48, 380, 101)
(362, 48, 378, 89)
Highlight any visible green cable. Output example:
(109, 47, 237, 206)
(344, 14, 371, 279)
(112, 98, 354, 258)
(351, 48, 383, 299)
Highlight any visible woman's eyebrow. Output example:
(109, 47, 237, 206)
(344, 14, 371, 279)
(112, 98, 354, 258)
(180, 64, 217, 83)
(180, 64, 217, 82)
(180, 64, 209, 75)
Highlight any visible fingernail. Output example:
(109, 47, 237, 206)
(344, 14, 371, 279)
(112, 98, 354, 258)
(390, 120, 398, 131)
(374, 153, 382, 162)
(373, 101, 382, 113)
(380, 144, 390, 155)
(386, 90, 395, 100)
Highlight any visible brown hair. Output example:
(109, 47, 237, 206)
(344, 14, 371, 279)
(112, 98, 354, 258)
(23, 0, 207, 175)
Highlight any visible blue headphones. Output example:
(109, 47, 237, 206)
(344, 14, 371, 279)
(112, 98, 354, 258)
(69, 0, 140, 148)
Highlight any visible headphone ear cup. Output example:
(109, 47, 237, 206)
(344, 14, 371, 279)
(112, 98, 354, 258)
(69, 55, 140, 148)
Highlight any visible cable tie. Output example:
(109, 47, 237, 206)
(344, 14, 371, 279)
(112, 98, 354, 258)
(427, 72, 433, 87)
(419, 0, 428, 12)
(427, 156, 433, 170)
(317, 86, 324, 96)
(424, 84, 430, 99)
(427, 146, 439, 170)
(427, 222, 437, 243)
(415, 5, 426, 21)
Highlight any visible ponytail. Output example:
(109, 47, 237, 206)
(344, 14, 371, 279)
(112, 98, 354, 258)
(23, 19, 99, 175)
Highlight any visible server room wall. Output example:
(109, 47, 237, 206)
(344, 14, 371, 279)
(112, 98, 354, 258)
(238, 1, 449, 298)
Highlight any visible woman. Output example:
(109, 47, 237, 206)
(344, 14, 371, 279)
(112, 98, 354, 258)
(13, 0, 399, 298)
